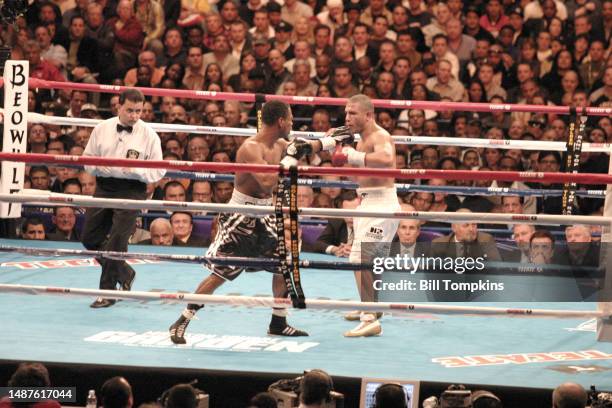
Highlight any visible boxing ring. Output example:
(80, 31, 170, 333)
(2, 77, 612, 406)
(0, 240, 610, 387)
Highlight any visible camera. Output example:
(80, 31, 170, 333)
(588, 385, 612, 408)
(422, 385, 472, 408)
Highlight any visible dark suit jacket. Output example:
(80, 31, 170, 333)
(177, 233, 210, 247)
(59, 36, 99, 73)
(47, 229, 81, 242)
(312, 219, 349, 254)
(428, 232, 502, 262)
(137, 237, 182, 246)
(352, 45, 379, 64)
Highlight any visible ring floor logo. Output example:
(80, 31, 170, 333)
(84, 331, 319, 353)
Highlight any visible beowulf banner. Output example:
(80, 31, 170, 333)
(1, 60, 29, 217)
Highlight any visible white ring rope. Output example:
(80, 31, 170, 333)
(5, 191, 612, 226)
(0, 283, 606, 319)
(23, 111, 612, 152)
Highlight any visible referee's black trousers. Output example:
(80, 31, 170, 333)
(82, 177, 147, 290)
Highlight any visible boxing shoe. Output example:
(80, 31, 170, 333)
(268, 324, 309, 336)
(344, 311, 383, 321)
(343, 319, 382, 337)
(169, 315, 191, 344)
(90, 297, 116, 308)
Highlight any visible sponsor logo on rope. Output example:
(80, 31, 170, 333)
(489, 104, 512, 111)
(510, 215, 538, 221)
(400, 169, 426, 175)
(84, 330, 319, 353)
(433, 350, 612, 368)
(291, 96, 315, 102)
(195, 91, 217, 97)
(588, 107, 612, 114)
(388, 100, 412, 107)
(0, 258, 159, 269)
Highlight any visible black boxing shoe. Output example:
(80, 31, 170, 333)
(90, 297, 116, 308)
(268, 324, 309, 336)
(169, 315, 191, 345)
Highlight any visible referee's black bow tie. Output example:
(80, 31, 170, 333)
(117, 124, 133, 133)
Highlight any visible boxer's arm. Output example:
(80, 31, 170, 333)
(364, 140, 395, 168)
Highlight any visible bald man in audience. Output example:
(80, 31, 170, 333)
(552, 382, 587, 408)
(138, 218, 177, 246)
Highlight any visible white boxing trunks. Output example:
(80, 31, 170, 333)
(349, 186, 401, 264)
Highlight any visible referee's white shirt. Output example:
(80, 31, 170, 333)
(83, 117, 166, 184)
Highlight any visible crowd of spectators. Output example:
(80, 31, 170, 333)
(0, 362, 596, 407)
(1, 0, 612, 248)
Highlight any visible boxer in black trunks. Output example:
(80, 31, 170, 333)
(169, 100, 352, 344)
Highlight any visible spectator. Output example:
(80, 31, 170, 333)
(247, 392, 277, 408)
(108, 0, 144, 74)
(373, 383, 409, 408)
(134, 0, 165, 55)
(21, 216, 47, 240)
(26, 40, 66, 83)
(429, 208, 502, 260)
(35, 25, 67, 70)
(1, 363, 61, 408)
(162, 384, 197, 408)
(101, 377, 133, 408)
(164, 181, 187, 202)
(529, 229, 556, 265)
(552, 383, 587, 408)
(471, 390, 502, 408)
(212, 181, 233, 203)
(313, 191, 359, 256)
(47, 206, 80, 241)
(563, 224, 600, 268)
(139, 218, 175, 245)
(426, 59, 464, 102)
(28, 124, 49, 153)
(281, 0, 312, 27)
(187, 136, 210, 162)
(170, 211, 209, 246)
(298, 370, 334, 408)
(29, 166, 51, 191)
(78, 171, 97, 195)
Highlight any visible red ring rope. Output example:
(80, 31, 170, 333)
(9, 78, 611, 116)
(4, 152, 612, 185)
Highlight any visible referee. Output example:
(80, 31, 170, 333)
(82, 89, 165, 308)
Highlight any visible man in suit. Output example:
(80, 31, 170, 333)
(562, 224, 600, 269)
(47, 206, 80, 242)
(502, 224, 535, 264)
(429, 208, 502, 263)
(312, 191, 359, 256)
(170, 212, 210, 247)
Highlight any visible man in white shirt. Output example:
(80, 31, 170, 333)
(202, 35, 240, 79)
(82, 89, 165, 308)
(281, 0, 313, 27)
